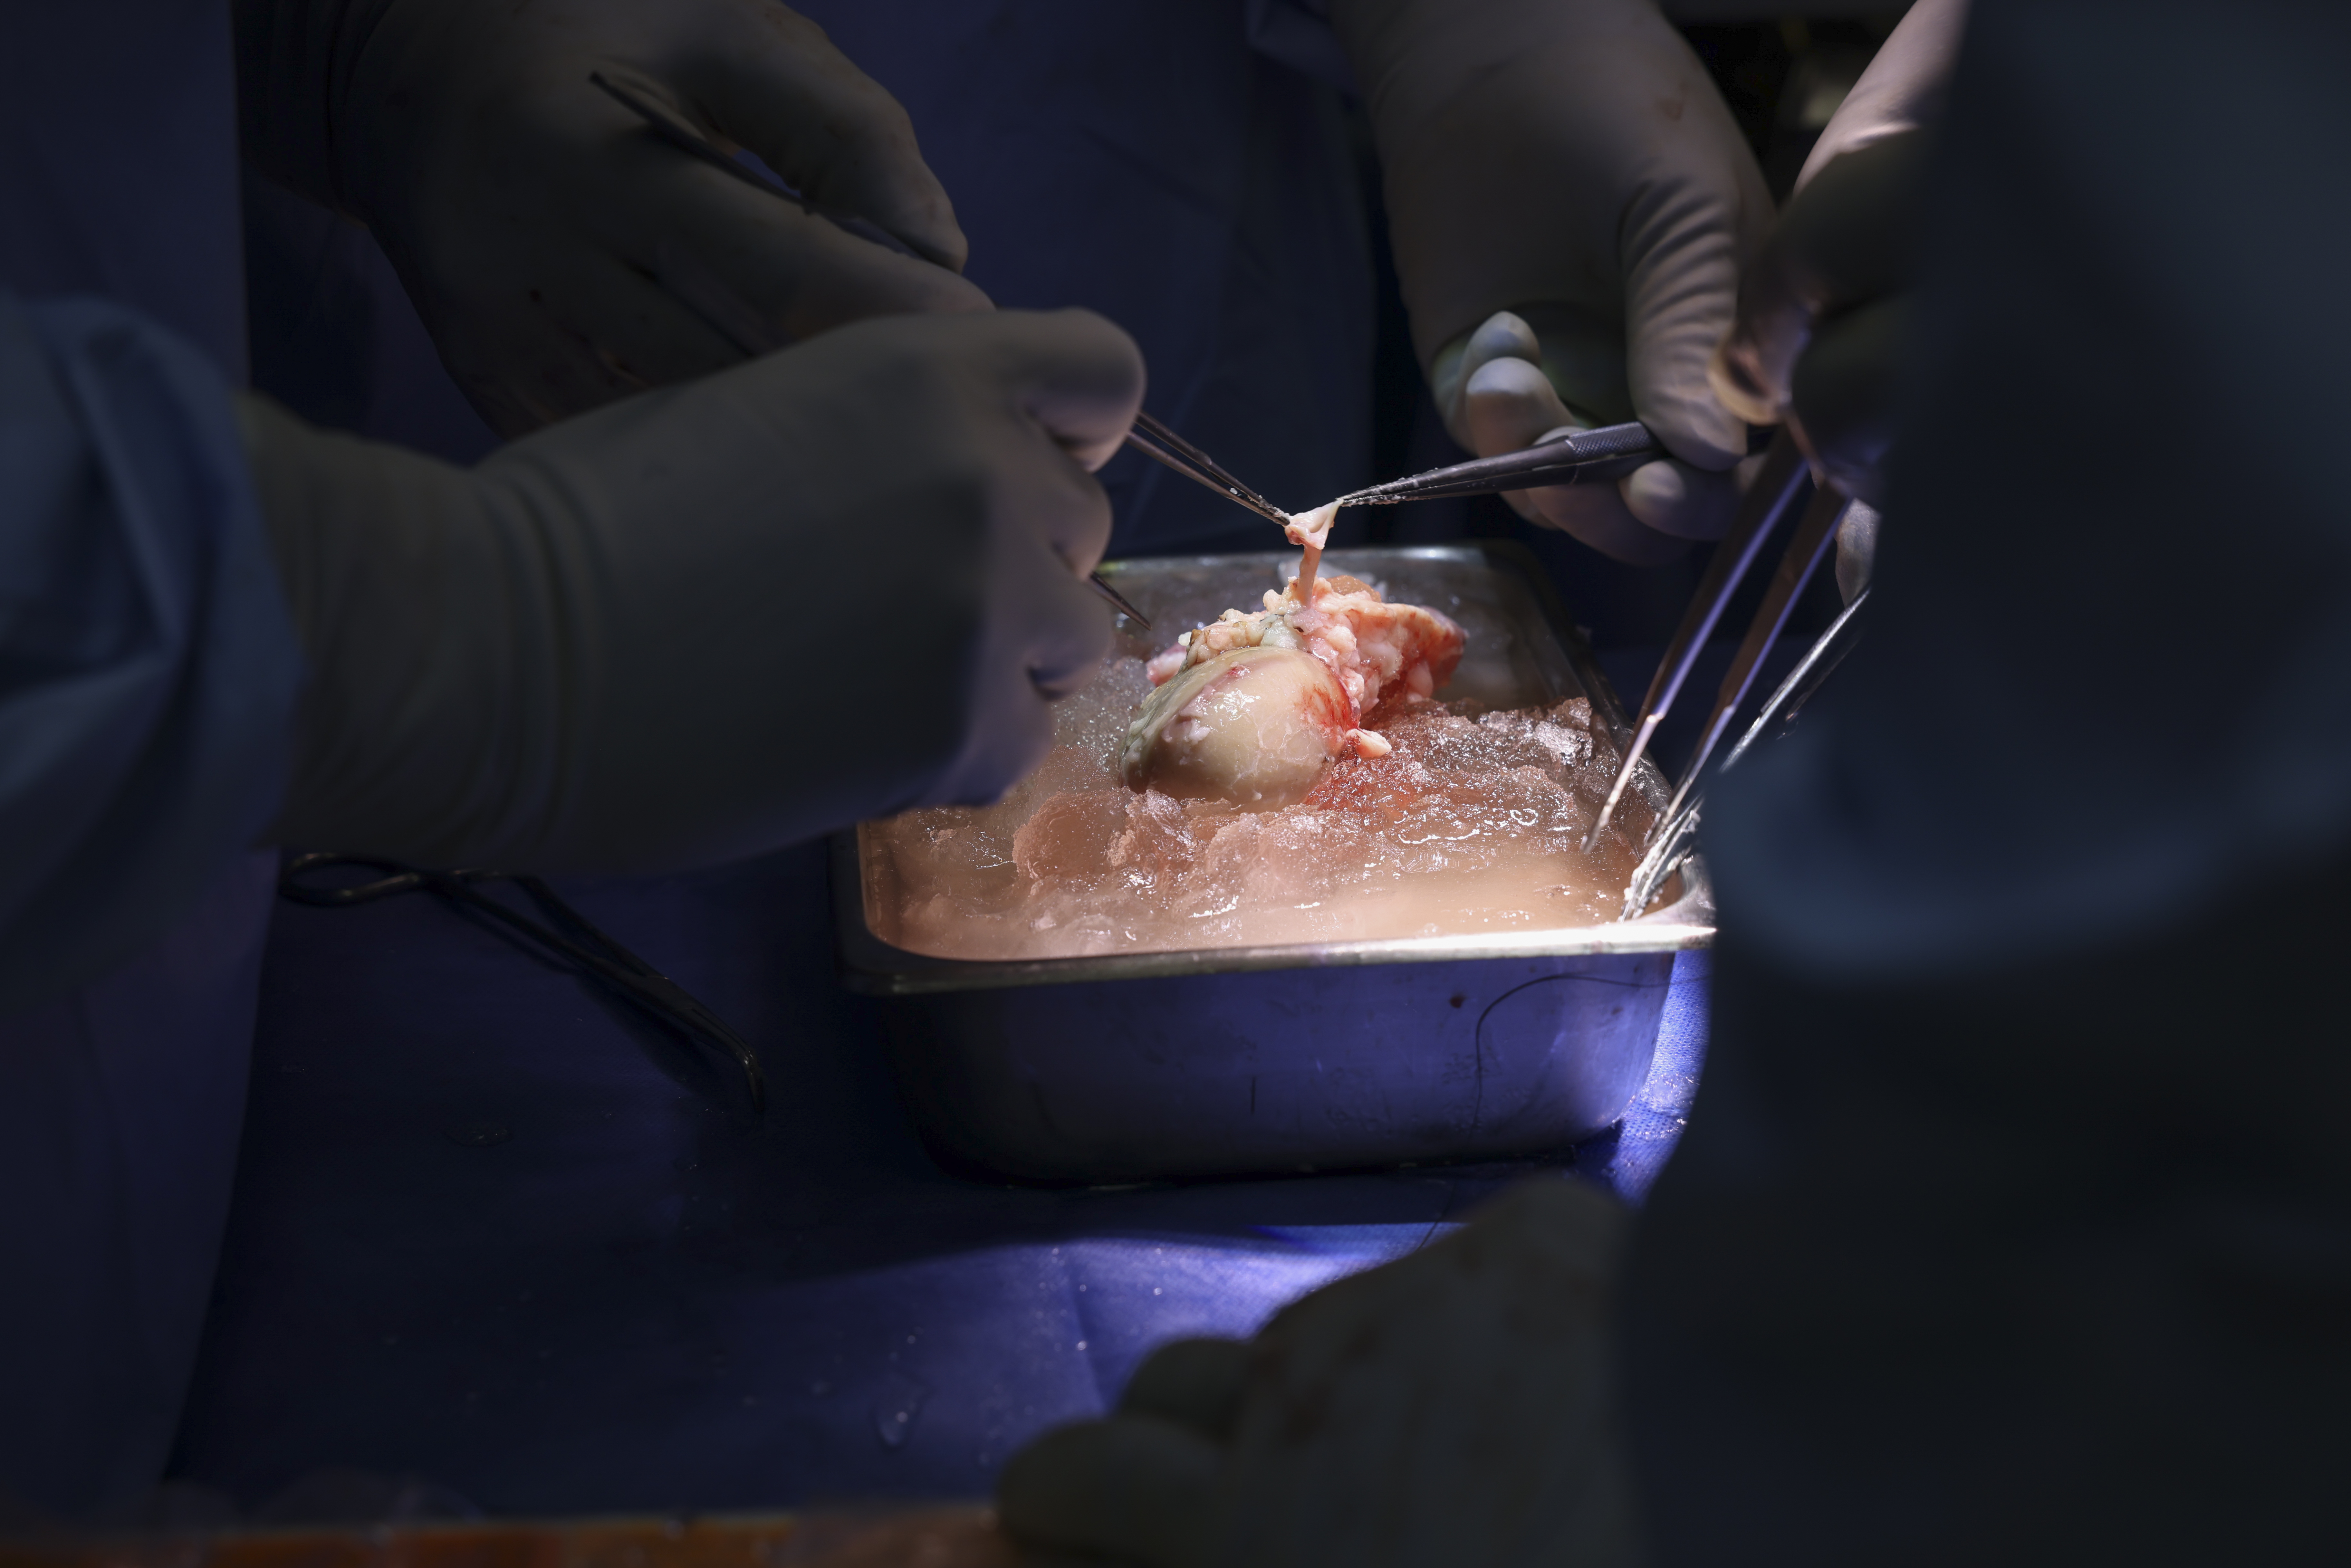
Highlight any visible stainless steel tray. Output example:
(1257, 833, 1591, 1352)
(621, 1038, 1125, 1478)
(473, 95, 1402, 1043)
(830, 543, 1711, 1182)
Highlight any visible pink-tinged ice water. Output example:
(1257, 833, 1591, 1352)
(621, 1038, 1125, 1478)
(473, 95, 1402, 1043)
(859, 654, 1651, 962)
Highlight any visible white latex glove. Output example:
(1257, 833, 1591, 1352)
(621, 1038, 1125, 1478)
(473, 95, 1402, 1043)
(1332, 0, 1772, 565)
(997, 1180, 1641, 1568)
(242, 309, 1142, 871)
(1710, 0, 1969, 508)
(235, 0, 992, 436)
(1790, 0, 1969, 194)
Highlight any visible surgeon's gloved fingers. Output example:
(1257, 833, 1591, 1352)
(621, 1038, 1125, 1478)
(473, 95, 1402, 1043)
(926, 535, 1116, 807)
(1459, 310, 1544, 377)
(1788, 297, 1907, 507)
(1011, 537, 1117, 705)
(1438, 308, 1632, 455)
(1527, 483, 1694, 568)
(996, 1417, 1219, 1566)
(526, 94, 989, 397)
(1711, 132, 1930, 429)
(1460, 353, 1578, 460)
(987, 308, 1151, 482)
(917, 315, 1135, 808)
(1433, 311, 1546, 440)
(271, 303, 1139, 868)
(1455, 352, 1572, 525)
(361, 105, 995, 437)
(1623, 198, 1753, 474)
(1834, 498, 1884, 603)
(299, 0, 1001, 438)
(1793, 0, 1969, 188)
(1458, 356, 1690, 563)
(651, 6, 972, 272)
(928, 667, 1062, 809)
(1621, 455, 1743, 542)
(922, 311, 1137, 612)
(659, 161, 997, 348)
(422, 244, 748, 436)
(1119, 1338, 1252, 1442)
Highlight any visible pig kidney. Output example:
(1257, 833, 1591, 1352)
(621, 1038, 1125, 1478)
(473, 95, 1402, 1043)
(1120, 647, 1349, 808)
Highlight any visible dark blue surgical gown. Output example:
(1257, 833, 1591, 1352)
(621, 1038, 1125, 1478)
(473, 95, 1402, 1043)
(1622, 1, 2351, 1559)
(0, 2, 304, 1520)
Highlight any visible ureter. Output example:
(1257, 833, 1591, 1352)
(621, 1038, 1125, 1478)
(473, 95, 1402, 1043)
(1283, 501, 1341, 603)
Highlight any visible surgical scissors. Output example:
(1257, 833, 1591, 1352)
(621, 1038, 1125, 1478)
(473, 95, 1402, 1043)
(279, 852, 766, 1114)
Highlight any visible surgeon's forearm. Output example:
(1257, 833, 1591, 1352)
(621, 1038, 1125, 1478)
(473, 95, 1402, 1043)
(233, 394, 568, 865)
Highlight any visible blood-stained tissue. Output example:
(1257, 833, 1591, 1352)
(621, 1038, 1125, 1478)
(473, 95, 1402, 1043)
(1122, 569, 1462, 805)
(1121, 646, 1352, 808)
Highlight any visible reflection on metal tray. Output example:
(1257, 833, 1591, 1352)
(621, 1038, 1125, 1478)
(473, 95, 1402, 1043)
(830, 543, 1710, 1182)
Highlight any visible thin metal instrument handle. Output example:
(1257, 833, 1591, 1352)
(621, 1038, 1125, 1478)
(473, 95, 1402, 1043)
(279, 851, 768, 1114)
(1718, 584, 1870, 779)
(1659, 488, 1856, 829)
(1618, 584, 1872, 921)
(557, 947, 769, 1115)
(1582, 431, 1814, 851)
(604, 79, 1148, 634)
(1129, 411, 1291, 523)
(592, 72, 922, 261)
(1337, 422, 1661, 505)
(1123, 427, 1290, 528)
(456, 874, 770, 1115)
(1335, 422, 1776, 507)
(277, 851, 433, 905)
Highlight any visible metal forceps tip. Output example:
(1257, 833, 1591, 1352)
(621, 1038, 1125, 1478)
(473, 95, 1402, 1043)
(594, 72, 1149, 632)
(1124, 412, 1292, 530)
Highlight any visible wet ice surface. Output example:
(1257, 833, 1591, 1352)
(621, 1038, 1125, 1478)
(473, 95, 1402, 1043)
(862, 552, 1652, 961)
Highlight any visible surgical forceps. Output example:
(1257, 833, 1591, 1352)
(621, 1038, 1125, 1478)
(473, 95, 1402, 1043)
(598, 73, 1310, 631)
(1332, 419, 1781, 509)
(1333, 420, 1694, 507)
(1121, 411, 1292, 531)
(279, 852, 766, 1114)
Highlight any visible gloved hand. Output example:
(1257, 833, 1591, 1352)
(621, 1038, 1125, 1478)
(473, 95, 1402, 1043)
(1332, 0, 1772, 565)
(241, 309, 1142, 871)
(235, 0, 991, 436)
(1788, 0, 1969, 188)
(997, 1180, 1640, 1568)
(1709, 0, 1969, 508)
